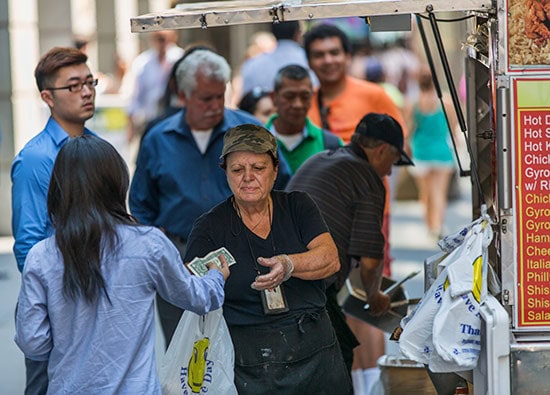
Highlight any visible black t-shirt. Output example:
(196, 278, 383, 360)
(286, 144, 386, 290)
(184, 190, 329, 326)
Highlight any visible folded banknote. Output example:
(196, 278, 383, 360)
(187, 247, 236, 277)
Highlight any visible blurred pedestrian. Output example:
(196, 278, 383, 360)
(378, 36, 421, 103)
(125, 30, 184, 142)
(365, 57, 407, 113)
(15, 135, 228, 394)
(11, 46, 98, 395)
(408, 66, 458, 239)
(239, 21, 318, 101)
(230, 32, 276, 106)
(237, 87, 275, 124)
(129, 49, 291, 346)
(244, 31, 277, 59)
(142, 45, 216, 141)
(266, 64, 342, 174)
(305, 24, 405, 143)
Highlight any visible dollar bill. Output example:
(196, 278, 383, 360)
(187, 247, 236, 277)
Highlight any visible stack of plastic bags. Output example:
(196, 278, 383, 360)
(398, 211, 494, 373)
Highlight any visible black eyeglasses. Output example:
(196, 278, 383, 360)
(46, 78, 98, 93)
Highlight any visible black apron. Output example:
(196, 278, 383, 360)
(229, 308, 353, 395)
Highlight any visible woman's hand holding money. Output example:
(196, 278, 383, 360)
(206, 255, 230, 281)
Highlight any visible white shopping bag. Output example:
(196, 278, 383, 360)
(398, 267, 449, 365)
(159, 308, 238, 395)
(430, 289, 482, 371)
(445, 222, 491, 300)
(430, 222, 493, 371)
(399, 218, 493, 373)
(437, 217, 484, 252)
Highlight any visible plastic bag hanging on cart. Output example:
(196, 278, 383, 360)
(431, 221, 492, 370)
(398, 214, 493, 372)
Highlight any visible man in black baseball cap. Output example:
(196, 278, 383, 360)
(286, 112, 412, 378)
(354, 112, 414, 167)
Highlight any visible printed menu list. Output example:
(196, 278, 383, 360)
(516, 109, 550, 326)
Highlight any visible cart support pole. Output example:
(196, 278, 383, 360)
(424, 6, 486, 206)
(416, 14, 468, 176)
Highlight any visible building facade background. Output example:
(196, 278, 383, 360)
(0, 0, 465, 236)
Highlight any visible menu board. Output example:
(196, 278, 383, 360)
(514, 78, 550, 327)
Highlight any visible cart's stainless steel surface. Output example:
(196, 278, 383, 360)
(130, 0, 492, 32)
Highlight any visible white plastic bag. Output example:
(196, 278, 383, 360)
(437, 217, 483, 252)
(398, 267, 449, 365)
(430, 223, 493, 371)
(445, 223, 487, 299)
(159, 308, 238, 395)
(430, 288, 482, 371)
(399, 219, 493, 373)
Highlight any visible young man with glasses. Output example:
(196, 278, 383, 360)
(11, 46, 98, 395)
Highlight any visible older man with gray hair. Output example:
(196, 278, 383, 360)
(130, 49, 290, 346)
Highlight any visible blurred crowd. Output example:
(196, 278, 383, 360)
(11, 16, 466, 395)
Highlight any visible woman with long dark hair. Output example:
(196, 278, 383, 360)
(15, 135, 229, 394)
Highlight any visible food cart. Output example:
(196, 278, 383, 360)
(131, 1, 550, 393)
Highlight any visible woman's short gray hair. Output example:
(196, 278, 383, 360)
(175, 49, 231, 97)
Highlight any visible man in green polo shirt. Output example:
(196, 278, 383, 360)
(265, 64, 342, 174)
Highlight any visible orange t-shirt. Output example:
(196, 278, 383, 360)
(308, 76, 408, 215)
(309, 76, 407, 143)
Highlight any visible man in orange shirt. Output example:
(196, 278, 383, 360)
(304, 23, 408, 395)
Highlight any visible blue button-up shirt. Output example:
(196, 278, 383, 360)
(11, 117, 95, 272)
(129, 108, 291, 240)
(15, 225, 225, 394)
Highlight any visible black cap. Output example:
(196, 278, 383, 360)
(354, 113, 414, 166)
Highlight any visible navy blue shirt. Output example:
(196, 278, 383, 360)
(129, 108, 291, 239)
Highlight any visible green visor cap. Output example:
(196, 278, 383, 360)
(221, 124, 278, 159)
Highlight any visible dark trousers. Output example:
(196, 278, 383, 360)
(25, 356, 48, 395)
(325, 285, 360, 376)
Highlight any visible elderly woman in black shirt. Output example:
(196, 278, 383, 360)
(184, 124, 352, 394)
